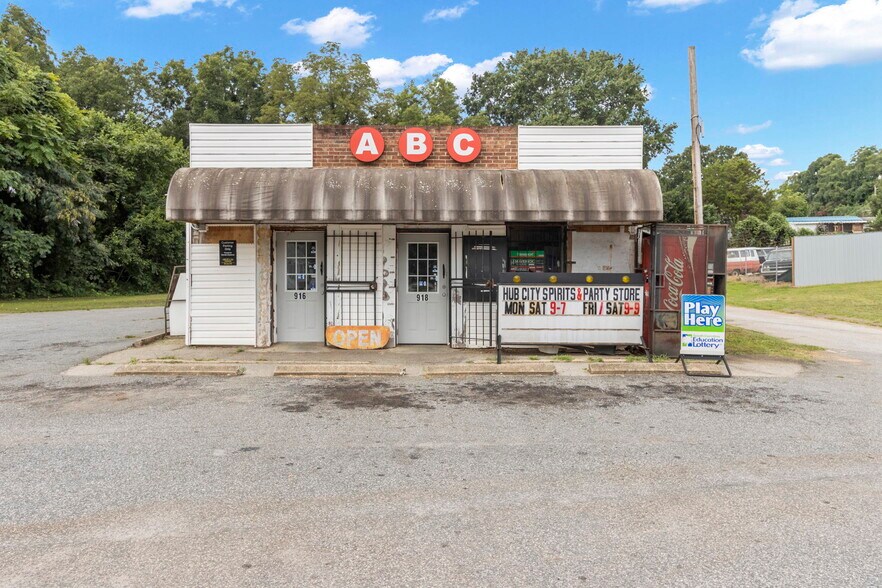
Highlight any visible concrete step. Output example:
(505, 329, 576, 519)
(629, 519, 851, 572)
(274, 364, 406, 377)
(423, 364, 556, 376)
(116, 363, 242, 376)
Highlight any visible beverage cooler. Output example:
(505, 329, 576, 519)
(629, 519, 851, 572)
(640, 224, 728, 357)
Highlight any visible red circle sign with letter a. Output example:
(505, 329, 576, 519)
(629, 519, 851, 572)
(398, 128, 433, 162)
(350, 127, 384, 162)
(446, 128, 482, 163)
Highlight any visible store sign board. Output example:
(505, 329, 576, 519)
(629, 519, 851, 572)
(326, 325, 390, 350)
(680, 294, 726, 356)
(348, 127, 481, 163)
(350, 127, 385, 162)
(219, 240, 237, 266)
(497, 277, 644, 346)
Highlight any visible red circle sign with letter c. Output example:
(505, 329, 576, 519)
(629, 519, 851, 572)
(350, 127, 385, 162)
(398, 128, 433, 163)
(446, 128, 482, 163)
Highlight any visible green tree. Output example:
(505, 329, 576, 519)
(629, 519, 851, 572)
(0, 4, 55, 70)
(257, 58, 298, 123)
(703, 154, 771, 225)
(771, 186, 810, 217)
(189, 47, 266, 125)
(657, 145, 741, 223)
(422, 75, 460, 125)
(370, 76, 460, 126)
(730, 216, 775, 248)
(77, 112, 188, 292)
(0, 47, 102, 296)
(146, 59, 194, 143)
(291, 42, 377, 125)
(765, 212, 795, 246)
(57, 46, 151, 121)
(785, 148, 882, 214)
(463, 48, 675, 164)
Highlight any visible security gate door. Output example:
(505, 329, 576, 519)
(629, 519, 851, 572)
(397, 233, 449, 344)
(275, 231, 324, 342)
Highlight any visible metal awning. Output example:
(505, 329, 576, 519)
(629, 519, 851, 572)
(166, 168, 663, 224)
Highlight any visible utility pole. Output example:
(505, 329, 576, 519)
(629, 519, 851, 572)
(688, 46, 704, 225)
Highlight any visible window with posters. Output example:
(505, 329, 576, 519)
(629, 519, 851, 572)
(506, 225, 565, 273)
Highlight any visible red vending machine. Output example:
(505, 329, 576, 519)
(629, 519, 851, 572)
(641, 224, 727, 357)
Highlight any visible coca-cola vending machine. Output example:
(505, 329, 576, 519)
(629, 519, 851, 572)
(640, 224, 727, 357)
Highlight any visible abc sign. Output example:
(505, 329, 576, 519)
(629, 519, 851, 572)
(349, 127, 482, 164)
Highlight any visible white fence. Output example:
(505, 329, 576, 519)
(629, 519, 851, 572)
(793, 232, 882, 287)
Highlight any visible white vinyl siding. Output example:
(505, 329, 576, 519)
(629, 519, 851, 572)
(189, 243, 256, 345)
(518, 126, 643, 170)
(189, 124, 313, 168)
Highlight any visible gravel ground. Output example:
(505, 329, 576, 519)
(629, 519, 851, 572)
(1, 308, 881, 587)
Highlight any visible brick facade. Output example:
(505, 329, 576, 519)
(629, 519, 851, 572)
(313, 125, 518, 169)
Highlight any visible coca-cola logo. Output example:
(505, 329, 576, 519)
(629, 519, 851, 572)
(662, 255, 684, 311)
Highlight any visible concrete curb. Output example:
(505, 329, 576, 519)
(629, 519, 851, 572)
(423, 364, 557, 376)
(115, 363, 241, 376)
(274, 365, 406, 377)
(131, 332, 166, 348)
(587, 362, 683, 375)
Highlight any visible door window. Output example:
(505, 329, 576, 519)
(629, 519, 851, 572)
(407, 243, 439, 292)
(285, 240, 318, 292)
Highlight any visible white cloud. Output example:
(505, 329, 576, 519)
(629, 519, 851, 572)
(441, 52, 513, 95)
(629, 0, 716, 10)
(124, 0, 235, 18)
(744, 0, 882, 70)
(282, 7, 374, 48)
(768, 157, 790, 166)
(734, 120, 773, 134)
(773, 170, 799, 181)
(740, 144, 784, 160)
(424, 0, 477, 22)
(368, 54, 453, 88)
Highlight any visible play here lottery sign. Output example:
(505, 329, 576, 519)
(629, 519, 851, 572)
(680, 294, 726, 356)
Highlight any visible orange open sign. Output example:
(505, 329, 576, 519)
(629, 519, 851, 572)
(326, 326, 390, 350)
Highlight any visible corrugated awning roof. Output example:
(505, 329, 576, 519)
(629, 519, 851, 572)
(166, 167, 663, 224)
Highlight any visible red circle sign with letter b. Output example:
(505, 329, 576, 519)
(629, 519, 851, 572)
(398, 128, 433, 163)
(446, 128, 482, 163)
(350, 127, 385, 162)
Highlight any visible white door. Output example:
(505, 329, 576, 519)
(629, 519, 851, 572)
(397, 233, 449, 344)
(276, 231, 324, 342)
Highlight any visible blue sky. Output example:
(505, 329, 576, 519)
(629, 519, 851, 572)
(13, 0, 882, 181)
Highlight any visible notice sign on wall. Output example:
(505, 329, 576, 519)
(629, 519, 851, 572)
(219, 240, 237, 266)
(680, 294, 726, 356)
(497, 274, 645, 346)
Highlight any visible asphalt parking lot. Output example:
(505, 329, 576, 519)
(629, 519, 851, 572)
(1, 308, 881, 587)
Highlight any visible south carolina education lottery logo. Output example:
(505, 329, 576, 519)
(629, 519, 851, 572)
(680, 295, 726, 356)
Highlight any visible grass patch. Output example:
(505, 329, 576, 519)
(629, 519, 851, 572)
(0, 293, 166, 314)
(552, 354, 574, 362)
(727, 325, 821, 361)
(728, 280, 882, 327)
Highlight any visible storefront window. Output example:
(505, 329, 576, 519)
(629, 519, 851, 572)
(506, 225, 565, 272)
(285, 240, 318, 291)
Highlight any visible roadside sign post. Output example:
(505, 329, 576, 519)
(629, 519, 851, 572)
(676, 294, 732, 377)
